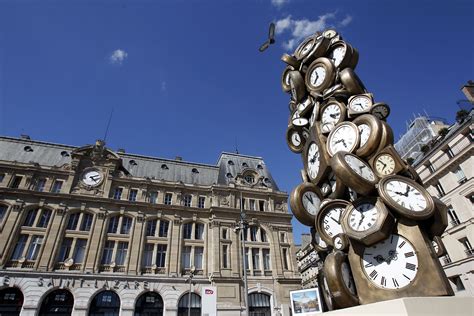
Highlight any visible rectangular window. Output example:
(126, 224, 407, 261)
(67, 213, 80, 230)
(57, 238, 73, 262)
(113, 187, 123, 200)
(249, 199, 256, 211)
(260, 229, 267, 242)
(184, 195, 192, 207)
(447, 206, 461, 226)
(426, 162, 435, 173)
(164, 193, 172, 205)
(459, 238, 474, 257)
(241, 198, 246, 210)
(280, 232, 287, 243)
(120, 217, 132, 234)
(128, 189, 138, 202)
(435, 182, 445, 197)
(263, 249, 271, 270)
(101, 241, 115, 264)
(10, 176, 22, 189)
(108, 216, 119, 233)
(73, 239, 87, 263)
(252, 248, 260, 270)
(156, 244, 167, 267)
(26, 235, 43, 260)
(259, 200, 265, 211)
(194, 247, 203, 270)
(149, 191, 158, 204)
(35, 179, 46, 192)
(11, 235, 28, 260)
(221, 228, 228, 240)
(182, 246, 191, 269)
(250, 227, 258, 241)
(198, 196, 205, 209)
(143, 244, 154, 267)
(244, 247, 250, 270)
(183, 223, 192, 239)
(282, 248, 289, 270)
(37, 209, 51, 228)
(222, 245, 229, 268)
(0, 174, 4, 183)
(453, 166, 467, 184)
(146, 220, 157, 236)
(158, 220, 169, 238)
(449, 276, 465, 291)
(195, 223, 204, 240)
(51, 180, 63, 193)
(0, 205, 7, 223)
(115, 241, 128, 265)
(80, 213, 93, 231)
(446, 147, 455, 158)
(23, 209, 38, 227)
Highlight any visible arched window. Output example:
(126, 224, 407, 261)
(177, 293, 201, 316)
(0, 287, 23, 316)
(89, 291, 120, 316)
(134, 292, 163, 316)
(248, 293, 271, 316)
(39, 289, 74, 316)
(142, 219, 170, 274)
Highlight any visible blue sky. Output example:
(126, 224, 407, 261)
(0, 0, 472, 244)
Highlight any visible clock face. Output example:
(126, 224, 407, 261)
(321, 206, 344, 239)
(309, 102, 320, 127)
(349, 95, 372, 113)
(344, 155, 376, 182)
(375, 154, 396, 176)
(329, 45, 346, 67)
(82, 169, 103, 186)
(327, 123, 359, 156)
(306, 142, 321, 180)
(358, 124, 371, 147)
(372, 104, 390, 120)
(321, 103, 342, 133)
(342, 262, 357, 295)
(302, 191, 322, 215)
(349, 202, 378, 232)
(310, 66, 326, 87)
(362, 234, 418, 290)
(290, 131, 302, 147)
(292, 117, 309, 127)
(384, 180, 427, 212)
(323, 29, 337, 39)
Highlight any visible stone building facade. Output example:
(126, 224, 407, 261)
(0, 136, 301, 315)
(294, 234, 319, 290)
(413, 112, 473, 296)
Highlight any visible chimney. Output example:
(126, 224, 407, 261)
(175, 156, 182, 161)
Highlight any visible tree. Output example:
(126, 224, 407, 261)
(438, 127, 449, 137)
(420, 144, 430, 153)
(406, 157, 414, 165)
(456, 109, 469, 123)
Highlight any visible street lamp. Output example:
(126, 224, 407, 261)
(237, 191, 250, 316)
(186, 266, 196, 316)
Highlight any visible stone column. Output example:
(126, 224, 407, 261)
(270, 228, 284, 277)
(168, 216, 182, 277)
(128, 215, 145, 274)
(38, 207, 67, 271)
(0, 201, 23, 265)
(85, 210, 106, 273)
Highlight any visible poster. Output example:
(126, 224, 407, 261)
(290, 288, 322, 315)
(201, 286, 217, 316)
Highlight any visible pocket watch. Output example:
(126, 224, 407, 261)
(331, 152, 378, 196)
(305, 57, 336, 93)
(81, 168, 104, 187)
(323, 251, 359, 308)
(319, 99, 346, 134)
(309, 100, 320, 127)
(291, 116, 309, 129)
(301, 36, 331, 64)
(369, 145, 406, 178)
(289, 70, 306, 102)
(322, 83, 349, 100)
(333, 233, 350, 252)
(360, 233, 419, 290)
(371, 102, 391, 120)
(422, 196, 448, 238)
(296, 96, 315, 117)
(294, 35, 319, 60)
(281, 53, 301, 69)
(290, 182, 323, 226)
(431, 236, 447, 257)
(323, 29, 338, 40)
(342, 197, 394, 246)
(318, 270, 335, 311)
(339, 68, 366, 95)
(281, 65, 294, 93)
(373, 121, 395, 156)
(286, 125, 306, 153)
(377, 175, 435, 220)
(315, 199, 349, 245)
(320, 182, 332, 197)
(288, 100, 297, 113)
(352, 114, 382, 158)
(327, 170, 347, 199)
(347, 94, 374, 118)
(327, 40, 357, 70)
(302, 126, 330, 185)
(327, 122, 360, 157)
(311, 227, 330, 252)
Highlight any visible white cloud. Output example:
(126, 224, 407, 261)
(339, 15, 353, 27)
(275, 13, 352, 50)
(109, 49, 128, 65)
(161, 81, 167, 92)
(271, 0, 289, 8)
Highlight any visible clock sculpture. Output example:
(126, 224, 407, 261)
(283, 29, 453, 310)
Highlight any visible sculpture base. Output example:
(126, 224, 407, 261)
(325, 297, 473, 315)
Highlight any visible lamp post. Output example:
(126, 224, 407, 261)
(186, 266, 196, 316)
(239, 191, 250, 316)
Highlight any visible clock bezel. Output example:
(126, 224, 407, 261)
(370, 102, 391, 121)
(281, 65, 294, 93)
(333, 233, 350, 252)
(281, 53, 301, 69)
(339, 68, 366, 95)
(290, 182, 323, 227)
(347, 93, 374, 118)
(326, 121, 361, 157)
(431, 236, 447, 257)
(315, 199, 349, 245)
(80, 168, 104, 187)
(305, 57, 336, 93)
(289, 70, 307, 102)
(319, 98, 347, 134)
(352, 114, 382, 158)
(326, 40, 355, 70)
(286, 125, 306, 153)
(369, 145, 406, 178)
(302, 124, 330, 185)
(377, 175, 435, 220)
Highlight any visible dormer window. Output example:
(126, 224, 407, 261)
(129, 160, 138, 166)
(228, 160, 234, 165)
(192, 168, 199, 174)
(226, 173, 233, 179)
(257, 164, 263, 170)
(161, 164, 168, 170)
(23, 146, 33, 152)
(60, 151, 70, 157)
(242, 162, 249, 168)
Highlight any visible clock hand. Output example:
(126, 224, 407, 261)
(305, 194, 314, 205)
(89, 176, 98, 183)
(341, 139, 347, 148)
(357, 212, 366, 229)
(330, 216, 340, 224)
(404, 184, 410, 197)
(379, 161, 387, 170)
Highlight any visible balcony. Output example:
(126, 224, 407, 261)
(143, 266, 166, 275)
(450, 219, 461, 227)
(5, 260, 35, 269)
(442, 255, 452, 265)
(100, 264, 126, 273)
(465, 249, 474, 258)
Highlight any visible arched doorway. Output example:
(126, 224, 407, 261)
(0, 287, 23, 316)
(89, 291, 120, 316)
(249, 293, 271, 316)
(177, 293, 201, 316)
(39, 289, 74, 316)
(134, 292, 163, 316)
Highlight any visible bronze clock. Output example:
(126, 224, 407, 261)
(323, 251, 359, 308)
(352, 114, 382, 158)
(305, 57, 336, 93)
(290, 182, 323, 226)
(331, 152, 378, 196)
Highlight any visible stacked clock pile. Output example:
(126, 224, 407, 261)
(283, 29, 453, 311)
